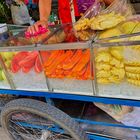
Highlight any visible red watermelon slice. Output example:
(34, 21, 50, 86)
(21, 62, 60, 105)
(22, 66, 31, 73)
(40, 51, 51, 62)
(11, 51, 29, 73)
(11, 60, 20, 73)
(34, 56, 43, 73)
(19, 51, 38, 68)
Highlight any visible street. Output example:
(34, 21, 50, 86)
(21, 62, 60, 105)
(0, 128, 10, 140)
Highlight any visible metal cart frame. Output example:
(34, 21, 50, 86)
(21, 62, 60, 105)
(1, 25, 140, 140)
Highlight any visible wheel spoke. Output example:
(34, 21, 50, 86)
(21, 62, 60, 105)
(8, 113, 74, 140)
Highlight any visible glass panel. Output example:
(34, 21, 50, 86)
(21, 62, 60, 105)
(43, 24, 95, 45)
(41, 48, 94, 95)
(2, 50, 48, 91)
(93, 31, 140, 100)
(0, 53, 11, 89)
(39, 23, 95, 95)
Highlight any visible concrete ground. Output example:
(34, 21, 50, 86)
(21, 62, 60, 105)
(0, 128, 10, 140)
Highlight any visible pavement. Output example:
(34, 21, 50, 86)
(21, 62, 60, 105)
(0, 128, 10, 140)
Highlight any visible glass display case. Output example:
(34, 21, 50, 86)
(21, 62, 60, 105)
(93, 28, 140, 100)
(1, 23, 140, 99)
(0, 24, 95, 94)
(39, 24, 95, 95)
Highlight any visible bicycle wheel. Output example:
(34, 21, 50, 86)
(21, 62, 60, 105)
(1, 98, 88, 140)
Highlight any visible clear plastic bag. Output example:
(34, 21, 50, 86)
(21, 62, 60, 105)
(101, 0, 135, 17)
(94, 103, 133, 122)
(74, 0, 104, 31)
(118, 15, 140, 86)
(121, 107, 140, 128)
(90, 0, 135, 30)
(11, 2, 30, 25)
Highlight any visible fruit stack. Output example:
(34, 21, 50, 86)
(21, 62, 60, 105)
(95, 28, 125, 84)
(11, 51, 43, 73)
(120, 20, 140, 86)
(43, 49, 93, 80)
(0, 52, 15, 81)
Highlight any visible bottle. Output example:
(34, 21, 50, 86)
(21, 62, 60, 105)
(54, 13, 59, 25)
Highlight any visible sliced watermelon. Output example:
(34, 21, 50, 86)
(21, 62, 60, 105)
(11, 60, 20, 73)
(11, 51, 29, 73)
(22, 66, 31, 73)
(40, 51, 51, 62)
(12, 51, 29, 63)
(19, 51, 38, 68)
(34, 56, 43, 73)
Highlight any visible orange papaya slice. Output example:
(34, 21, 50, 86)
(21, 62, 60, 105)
(83, 63, 91, 80)
(63, 50, 83, 70)
(72, 50, 90, 73)
(57, 50, 73, 69)
(44, 51, 61, 67)
(46, 52, 68, 75)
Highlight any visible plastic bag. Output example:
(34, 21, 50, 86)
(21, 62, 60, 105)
(74, 0, 104, 31)
(121, 107, 140, 128)
(94, 103, 133, 122)
(90, 0, 135, 30)
(77, 0, 96, 14)
(11, 2, 30, 25)
(118, 15, 140, 86)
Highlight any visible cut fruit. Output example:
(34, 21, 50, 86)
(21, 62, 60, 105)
(34, 56, 43, 73)
(19, 51, 38, 68)
(40, 51, 51, 62)
(11, 59, 20, 73)
(11, 52, 29, 73)
(5, 60, 11, 69)
(22, 67, 31, 73)
(0, 70, 3, 81)
(1, 71, 6, 81)
(12, 52, 29, 63)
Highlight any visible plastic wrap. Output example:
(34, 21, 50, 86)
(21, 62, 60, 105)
(90, 0, 135, 30)
(74, 0, 104, 31)
(119, 15, 140, 86)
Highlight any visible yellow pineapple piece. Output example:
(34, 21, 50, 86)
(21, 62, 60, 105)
(95, 51, 112, 63)
(96, 70, 111, 78)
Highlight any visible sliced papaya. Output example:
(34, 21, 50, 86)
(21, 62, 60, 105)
(78, 64, 88, 76)
(83, 63, 91, 80)
(63, 50, 83, 70)
(46, 52, 68, 75)
(72, 50, 90, 73)
(62, 51, 75, 67)
(57, 50, 73, 69)
(44, 51, 62, 67)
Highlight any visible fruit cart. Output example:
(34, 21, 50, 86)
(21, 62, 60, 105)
(0, 23, 140, 140)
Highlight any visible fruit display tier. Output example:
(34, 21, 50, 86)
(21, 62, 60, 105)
(9, 70, 93, 95)
(98, 82, 140, 100)
(10, 71, 48, 91)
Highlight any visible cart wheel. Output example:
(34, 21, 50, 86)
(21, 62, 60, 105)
(1, 99, 88, 140)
